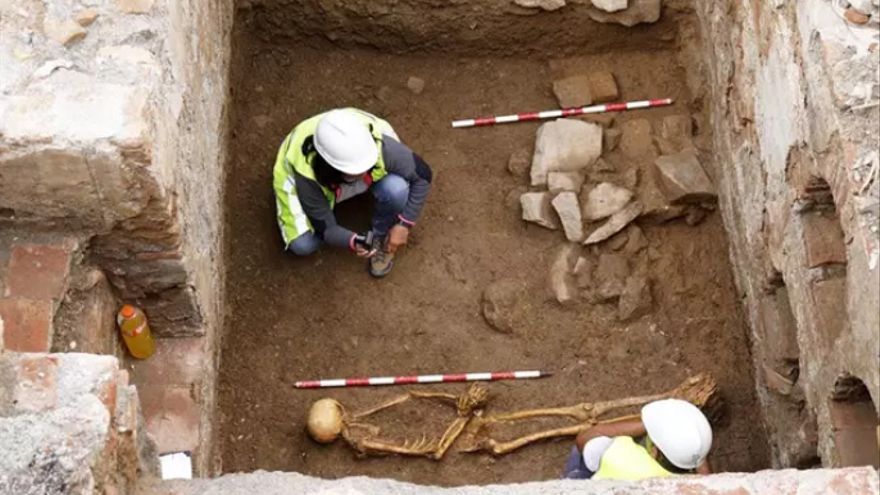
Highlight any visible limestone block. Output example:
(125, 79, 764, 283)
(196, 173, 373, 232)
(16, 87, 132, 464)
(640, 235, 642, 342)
(520, 192, 559, 229)
(549, 244, 579, 305)
(514, 0, 566, 10)
(552, 192, 584, 242)
(594, 253, 629, 301)
(582, 182, 634, 221)
(588, 0, 660, 26)
(637, 170, 688, 223)
(531, 119, 603, 186)
(584, 201, 642, 245)
(553, 75, 593, 108)
(620, 119, 655, 158)
(547, 171, 585, 193)
(653, 150, 716, 204)
(592, 0, 628, 12)
(588, 71, 620, 103)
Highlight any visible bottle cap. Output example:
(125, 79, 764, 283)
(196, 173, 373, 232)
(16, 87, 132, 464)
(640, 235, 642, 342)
(120, 305, 136, 318)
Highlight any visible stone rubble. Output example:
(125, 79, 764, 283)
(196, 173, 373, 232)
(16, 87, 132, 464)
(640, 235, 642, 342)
(591, 0, 628, 13)
(587, 0, 661, 26)
(593, 253, 630, 301)
(653, 150, 717, 204)
(655, 114, 695, 155)
(520, 192, 559, 229)
(481, 280, 523, 333)
(582, 182, 634, 221)
(547, 171, 585, 193)
(588, 70, 620, 103)
(482, 279, 523, 333)
(549, 244, 579, 305)
(553, 75, 594, 108)
(623, 224, 648, 254)
(603, 128, 622, 151)
(552, 192, 584, 242)
(572, 255, 594, 289)
(618, 274, 652, 321)
(531, 119, 603, 186)
(584, 200, 643, 245)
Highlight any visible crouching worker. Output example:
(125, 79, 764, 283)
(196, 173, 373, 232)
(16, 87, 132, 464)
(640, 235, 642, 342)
(562, 399, 713, 481)
(273, 108, 432, 277)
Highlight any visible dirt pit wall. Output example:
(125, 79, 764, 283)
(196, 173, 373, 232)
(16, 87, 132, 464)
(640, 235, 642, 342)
(235, 0, 692, 55)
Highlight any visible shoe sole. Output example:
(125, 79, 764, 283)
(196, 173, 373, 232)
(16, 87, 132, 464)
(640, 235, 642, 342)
(369, 260, 394, 278)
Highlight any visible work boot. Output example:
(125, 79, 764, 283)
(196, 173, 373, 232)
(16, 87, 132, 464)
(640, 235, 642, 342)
(368, 235, 394, 278)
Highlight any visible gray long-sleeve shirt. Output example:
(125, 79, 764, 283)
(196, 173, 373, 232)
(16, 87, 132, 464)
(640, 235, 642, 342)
(294, 136, 433, 249)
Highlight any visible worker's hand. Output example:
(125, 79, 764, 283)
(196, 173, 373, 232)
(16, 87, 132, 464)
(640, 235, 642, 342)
(355, 245, 377, 258)
(387, 224, 409, 254)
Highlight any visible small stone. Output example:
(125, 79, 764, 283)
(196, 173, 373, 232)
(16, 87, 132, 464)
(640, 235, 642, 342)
(587, 0, 660, 26)
(591, 0, 627, 12)
(653, 150, 716, 204)
(531, 119, 603, 186)
(75, 9, 99, 26)
(515, 0, 567, 10)
(550, 244, 579, 305)
(685, 206, 708, 226)
(588, 71, 619, 103)
(844, 8, 870, 24)
(44, 19, 87, 46)
(481, 279, 523, 333)
(594, 253, 629, 301)
(548, 171, 585, 193)
(584, 201, 643, 245)
(603, 128, 622, 151)
(620, 119, 655, 158)
(553, 75, 594, 108)
(117, 0, 155, 14)
(552, 192, 584, 242)
(638, 172, 688, 223)
(618, 275, 652, 321)
(33, 59, 73, 79)
(623, 224, 648, 254)
(582, 182, 634, 221)
(656, 114, 695, 154)
(507, 149, 531, 176)
(521, 192, 559, 229)
(406, 76, 425, 94)
(849, 0, 875, 15)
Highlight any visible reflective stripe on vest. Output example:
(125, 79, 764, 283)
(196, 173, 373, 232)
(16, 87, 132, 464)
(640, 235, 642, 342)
(272, 108, 395, 246)
(592, 436, 673, 481)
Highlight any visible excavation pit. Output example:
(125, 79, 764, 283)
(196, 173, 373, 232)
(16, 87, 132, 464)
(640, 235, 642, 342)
(217, 0, 770, 484)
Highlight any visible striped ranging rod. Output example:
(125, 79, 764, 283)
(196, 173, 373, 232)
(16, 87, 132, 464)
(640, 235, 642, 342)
(451, 98, 674, 128)
(294, 370, 552, 389)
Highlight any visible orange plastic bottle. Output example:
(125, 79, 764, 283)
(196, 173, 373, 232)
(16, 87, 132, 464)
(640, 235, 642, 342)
(117, 305, 156, 359)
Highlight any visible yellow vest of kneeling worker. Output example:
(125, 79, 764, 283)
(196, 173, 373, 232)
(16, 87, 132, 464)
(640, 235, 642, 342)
(593, 436, 673, 481)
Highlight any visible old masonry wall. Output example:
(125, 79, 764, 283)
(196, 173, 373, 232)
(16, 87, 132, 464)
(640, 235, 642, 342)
(0, 0, 234, 477)
(696, 0, 880, 469)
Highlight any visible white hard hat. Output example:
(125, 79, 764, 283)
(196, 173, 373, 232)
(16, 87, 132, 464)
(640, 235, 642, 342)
(314, 110, 379, 175)
(641, 399, 713, 470)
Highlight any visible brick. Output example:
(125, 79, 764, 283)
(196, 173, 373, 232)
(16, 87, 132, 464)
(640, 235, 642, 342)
(829, 399, 880, 468)
(810, 277, 847, 347)
(0, 298, 53, 352)
(13, 355, 59, 413)
(802, 210, 847, 268)
(129, 337, 206, 387)
(6, 244, 72, 300)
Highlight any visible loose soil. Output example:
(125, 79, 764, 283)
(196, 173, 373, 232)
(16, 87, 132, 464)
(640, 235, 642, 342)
(218, 31, 770, 484)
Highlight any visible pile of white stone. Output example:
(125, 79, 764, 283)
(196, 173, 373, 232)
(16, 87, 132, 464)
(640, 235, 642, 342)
(510, 71, 717, 318)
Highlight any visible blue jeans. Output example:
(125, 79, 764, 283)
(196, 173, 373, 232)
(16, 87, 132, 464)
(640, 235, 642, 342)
(562, 446, 595, 479)
(287, 174, 409, 256)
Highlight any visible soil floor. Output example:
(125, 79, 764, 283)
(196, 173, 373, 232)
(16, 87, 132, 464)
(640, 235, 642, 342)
(218, 35, 770, 485)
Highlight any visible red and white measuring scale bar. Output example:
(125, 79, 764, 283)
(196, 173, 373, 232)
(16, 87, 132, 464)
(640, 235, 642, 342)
(451, 98, 674, 128)
(294, 370, 551, 389)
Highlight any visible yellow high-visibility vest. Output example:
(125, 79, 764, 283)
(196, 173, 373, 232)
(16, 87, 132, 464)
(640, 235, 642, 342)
(593, 436, 673, 481)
